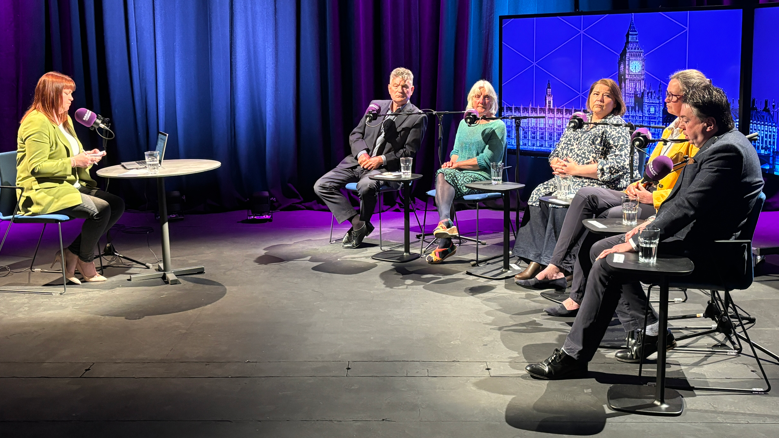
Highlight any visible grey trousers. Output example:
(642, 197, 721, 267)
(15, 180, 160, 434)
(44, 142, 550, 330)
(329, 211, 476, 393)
(562, 234, 659, 362)
(313, 158, 397, 224)
(55, 187, 125, 262)
(551, 187, 655, 304)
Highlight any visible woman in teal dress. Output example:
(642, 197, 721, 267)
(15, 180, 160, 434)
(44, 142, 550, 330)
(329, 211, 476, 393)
(426, 80, 506, 263)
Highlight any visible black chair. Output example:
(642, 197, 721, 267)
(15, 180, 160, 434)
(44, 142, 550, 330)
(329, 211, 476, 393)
(0, 151, 72, 294)
(641, 192, 776, 393)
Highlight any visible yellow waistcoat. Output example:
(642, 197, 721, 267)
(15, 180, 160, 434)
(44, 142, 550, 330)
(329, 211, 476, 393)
(16, 110, 96, 215)
(646, 126, 699, 211)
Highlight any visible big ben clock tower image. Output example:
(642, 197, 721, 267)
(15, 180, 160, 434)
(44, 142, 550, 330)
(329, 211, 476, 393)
(618, 17, 645, 108)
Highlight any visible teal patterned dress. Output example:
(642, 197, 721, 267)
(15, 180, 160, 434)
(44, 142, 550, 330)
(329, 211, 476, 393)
(436, 119, 507, 198)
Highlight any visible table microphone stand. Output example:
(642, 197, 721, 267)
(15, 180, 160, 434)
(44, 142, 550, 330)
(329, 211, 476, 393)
(94, 119, 153, 271)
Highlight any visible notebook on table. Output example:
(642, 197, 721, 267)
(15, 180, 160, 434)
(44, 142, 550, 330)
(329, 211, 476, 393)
(121, 131, 169, 169)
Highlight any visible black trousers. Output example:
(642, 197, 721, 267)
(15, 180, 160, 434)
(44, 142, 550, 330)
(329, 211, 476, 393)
(56, 187, 125, 263)
(313, 157, 397, 224)
(562, 234, 660, 362)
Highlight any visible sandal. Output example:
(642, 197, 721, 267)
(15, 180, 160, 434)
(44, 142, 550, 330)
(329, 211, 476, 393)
(426, 243, 457, 264)
(433, 219, 459, 239)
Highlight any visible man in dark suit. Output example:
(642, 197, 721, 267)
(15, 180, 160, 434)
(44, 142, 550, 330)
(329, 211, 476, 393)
(526, 84, 764, 379)
(314, 67, 427, 248)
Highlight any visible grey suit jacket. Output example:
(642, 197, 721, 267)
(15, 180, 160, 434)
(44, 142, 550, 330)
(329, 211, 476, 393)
(345, 100, 427, 172)
(630, 129, 763, 249)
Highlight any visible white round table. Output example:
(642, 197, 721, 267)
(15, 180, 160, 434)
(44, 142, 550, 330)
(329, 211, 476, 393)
(97, 159, 221, 284)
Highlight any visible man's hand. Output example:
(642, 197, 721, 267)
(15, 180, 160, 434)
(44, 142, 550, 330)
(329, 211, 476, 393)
(362, 156, 383, 170)
(625, 216, 654, 241)
(626, 182, 653, 204)
(357, 153, 369, 166)
(597, 241, 635, 260)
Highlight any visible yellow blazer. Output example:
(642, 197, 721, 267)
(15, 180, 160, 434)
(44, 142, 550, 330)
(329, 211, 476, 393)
(16, 110, 96, 215)
(647, 126, 699, 210)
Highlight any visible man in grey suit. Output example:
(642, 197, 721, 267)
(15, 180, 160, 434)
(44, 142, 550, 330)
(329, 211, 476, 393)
(525, 84, 764, 379)
(314, 67, 427, 248)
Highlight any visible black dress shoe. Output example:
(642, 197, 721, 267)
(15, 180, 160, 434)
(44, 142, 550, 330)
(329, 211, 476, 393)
(514, 261, 541, 280)
(526, 349, 588, 380)
(348, 222, 374, 248)
(341, 227, 354, 247)
(615, 330, 676, 363)
(515, 276, 568, 290)
(544, 303, 579, 317)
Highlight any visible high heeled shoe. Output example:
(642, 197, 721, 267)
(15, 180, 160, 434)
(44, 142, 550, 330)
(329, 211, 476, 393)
(52, 249, 81, 285)
(76, 258, 107, 282)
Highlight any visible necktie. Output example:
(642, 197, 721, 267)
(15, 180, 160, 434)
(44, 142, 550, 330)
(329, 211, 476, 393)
(372, 112, 398, 157)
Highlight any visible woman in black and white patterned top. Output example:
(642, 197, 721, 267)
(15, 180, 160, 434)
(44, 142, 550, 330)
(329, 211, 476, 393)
(513, 78, 636, 281)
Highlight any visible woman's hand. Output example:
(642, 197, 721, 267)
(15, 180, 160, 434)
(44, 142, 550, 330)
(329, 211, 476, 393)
(442, 160, 457, 169)
(86, 149, 105, 165)
(71, 153, 92, 168)
(626, 182, 653, 204)
(596, 241, 635, 260)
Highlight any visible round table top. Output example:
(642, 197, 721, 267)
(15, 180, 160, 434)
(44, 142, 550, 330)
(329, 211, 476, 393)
(97, 159, 221, 179)
(539, 195, 572, 206)
(583, 217, 644, 234)
(606, 252, 694, 277)
(464, 181, 524, 192)
(369, 173, 423, 182)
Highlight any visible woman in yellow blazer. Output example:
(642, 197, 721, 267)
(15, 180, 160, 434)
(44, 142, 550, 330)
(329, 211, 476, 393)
(17, 72, 125, 284)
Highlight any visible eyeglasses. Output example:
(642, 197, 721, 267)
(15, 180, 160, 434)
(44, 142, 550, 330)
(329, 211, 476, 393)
(665, 91, 684, 102)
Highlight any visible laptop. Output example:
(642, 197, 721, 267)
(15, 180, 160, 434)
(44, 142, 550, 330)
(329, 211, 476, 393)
(122, 131, 169, 169)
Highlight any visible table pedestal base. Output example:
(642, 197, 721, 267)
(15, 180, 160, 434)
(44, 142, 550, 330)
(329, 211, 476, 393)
(372, 250, 420, 263)
(130, 264, 205, 285)
(607, 384, 684, 416)
(467, 261, 522, 279)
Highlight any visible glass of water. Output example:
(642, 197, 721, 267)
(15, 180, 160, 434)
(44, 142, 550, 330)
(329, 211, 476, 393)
(145, 151, 160, 174)
(638, 225, 660, 264)
(490, 162, 503, 185)
(555, 175, 570, 197)
(621, 194, 639, 226)
(400, 157, 412, 178)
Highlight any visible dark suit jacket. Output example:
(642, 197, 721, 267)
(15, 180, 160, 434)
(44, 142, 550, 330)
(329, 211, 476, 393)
(345, 100, 427, 172)
(630, 129, 763, 251)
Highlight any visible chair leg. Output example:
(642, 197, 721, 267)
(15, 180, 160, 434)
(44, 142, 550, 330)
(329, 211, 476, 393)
(29, 223, 47, 271)
(57, 222, 67, 295)
(378, 192, 385, 251)
(475, 203, 480, 264)
(0, 220, 14, 254)
(329, 213, 336, 244)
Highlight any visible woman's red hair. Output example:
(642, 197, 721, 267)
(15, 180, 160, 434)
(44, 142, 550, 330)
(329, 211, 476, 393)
(21, 72, 76, 130)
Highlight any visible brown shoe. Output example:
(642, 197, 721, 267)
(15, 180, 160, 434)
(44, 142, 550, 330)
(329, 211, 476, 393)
(514, 261, 542, 280)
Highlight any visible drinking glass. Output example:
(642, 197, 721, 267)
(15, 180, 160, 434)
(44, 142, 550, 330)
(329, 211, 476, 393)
(490, 162, 503, 185)
(145, 151, 160, 174)
(400, 157, 412, 178)
(638, 225, 660, 264)
(621, 194, 639, 226)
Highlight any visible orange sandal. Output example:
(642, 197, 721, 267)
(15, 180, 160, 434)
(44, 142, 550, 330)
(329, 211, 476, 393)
(426, 244, 457, 264)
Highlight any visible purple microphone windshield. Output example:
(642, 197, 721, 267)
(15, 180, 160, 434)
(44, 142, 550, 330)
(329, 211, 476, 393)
(631, 127, 652, 142)
(366, 103, 380, 114)
(645, 155, 674, 181)
(74, 108, 97, 128)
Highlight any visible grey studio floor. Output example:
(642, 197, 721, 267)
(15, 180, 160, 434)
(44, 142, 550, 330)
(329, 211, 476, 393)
(1, 207, 779, 438)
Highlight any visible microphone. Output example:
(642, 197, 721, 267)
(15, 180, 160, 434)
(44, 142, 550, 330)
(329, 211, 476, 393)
(566, 112, 588, 130)
(74, 108, 109, 130)
(631, 131, 687, 150)
(364, 103, 380, 123)
(638, 155, 674, 187)
(464, 109, 479, 126)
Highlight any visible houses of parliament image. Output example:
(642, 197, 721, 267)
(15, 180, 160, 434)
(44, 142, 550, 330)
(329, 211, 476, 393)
(503, 17, 779, 174)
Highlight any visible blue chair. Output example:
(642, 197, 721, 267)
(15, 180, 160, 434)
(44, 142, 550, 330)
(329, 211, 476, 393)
(0, 151, 73, 294)
(640, 192, 776, 393)
(328, 182, 421, 251)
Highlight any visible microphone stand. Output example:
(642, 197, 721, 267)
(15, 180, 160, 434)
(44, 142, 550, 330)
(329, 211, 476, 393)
(96, 119, 153, 271)
(578, 120, 666, 185)
(465, 115, 545, 265)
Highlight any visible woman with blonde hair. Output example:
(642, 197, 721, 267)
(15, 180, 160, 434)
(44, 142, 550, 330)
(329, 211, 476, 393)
(17, 72, 125, 283)
(426, 79, 506, 263)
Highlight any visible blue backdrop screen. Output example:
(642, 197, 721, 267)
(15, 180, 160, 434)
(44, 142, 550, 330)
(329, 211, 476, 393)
(501, 10, 743, 155)
(751, 6, 779, 175)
